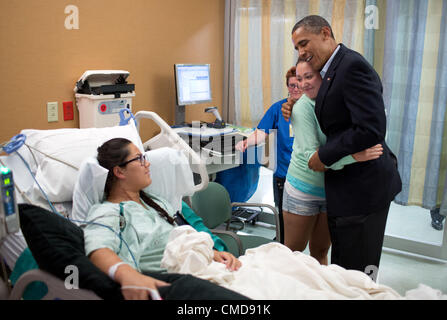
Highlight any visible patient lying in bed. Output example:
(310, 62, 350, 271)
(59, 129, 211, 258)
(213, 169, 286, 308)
(85, 138, 447, 301)
(83, 138, 241, 300)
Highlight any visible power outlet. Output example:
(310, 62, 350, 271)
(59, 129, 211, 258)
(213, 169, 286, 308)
(47, 102, 58, 122)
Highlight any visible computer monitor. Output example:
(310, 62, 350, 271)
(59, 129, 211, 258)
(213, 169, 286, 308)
(174, 64, 212, 125)
(174, 64, 212, 105)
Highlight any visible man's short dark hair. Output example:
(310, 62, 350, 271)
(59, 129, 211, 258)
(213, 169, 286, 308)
(292, 15, 335, 39)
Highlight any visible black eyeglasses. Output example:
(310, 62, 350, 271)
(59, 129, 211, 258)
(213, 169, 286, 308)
(118, 154, 147, 167)
(288, 84, 300, 89)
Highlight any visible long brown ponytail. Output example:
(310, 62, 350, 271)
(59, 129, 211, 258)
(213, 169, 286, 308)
(139, 191, 176, 225)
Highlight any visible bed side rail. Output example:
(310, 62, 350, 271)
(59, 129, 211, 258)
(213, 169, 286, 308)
(134, 111, 209, 193)
(9, 269, 101, 300)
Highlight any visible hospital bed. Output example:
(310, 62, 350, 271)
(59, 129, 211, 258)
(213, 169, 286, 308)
(4, 110, 443, 301)
(0, 110, 213, 300)
(1, 110, 283, 300)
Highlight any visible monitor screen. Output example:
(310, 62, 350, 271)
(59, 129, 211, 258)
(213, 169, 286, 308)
(174, 64, 212, 105)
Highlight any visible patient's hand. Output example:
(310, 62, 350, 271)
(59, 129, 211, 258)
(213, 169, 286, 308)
(115, 264, 169, 300)
(213, 250, 242, 271)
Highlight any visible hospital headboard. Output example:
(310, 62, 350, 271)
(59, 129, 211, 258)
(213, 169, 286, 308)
(134, 111, 209, 193)
(0, 110, 208, 215)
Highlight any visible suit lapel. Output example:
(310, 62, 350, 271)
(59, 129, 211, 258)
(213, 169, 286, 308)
(315, 44, 347, 126)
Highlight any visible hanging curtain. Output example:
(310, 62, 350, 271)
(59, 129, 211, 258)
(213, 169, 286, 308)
(378, 0, 447, 212)
(229, 0, 447, 213)
(233, 0, 366, 128)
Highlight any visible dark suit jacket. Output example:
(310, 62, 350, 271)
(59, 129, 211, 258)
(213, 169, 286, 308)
(315, 44, 402, 217)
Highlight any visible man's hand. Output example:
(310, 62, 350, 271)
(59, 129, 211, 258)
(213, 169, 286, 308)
(308, 149, 326, 172)
(281, 97, 297, 121)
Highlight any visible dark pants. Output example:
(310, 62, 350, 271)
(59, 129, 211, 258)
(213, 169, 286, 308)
(144, 272, 249, 300)
(327, 203, 390, 281)
(273, 176, 285, 244)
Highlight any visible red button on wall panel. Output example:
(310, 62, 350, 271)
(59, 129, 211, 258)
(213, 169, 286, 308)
(63, 101, 74, 121)
(100, 104, 107, 112)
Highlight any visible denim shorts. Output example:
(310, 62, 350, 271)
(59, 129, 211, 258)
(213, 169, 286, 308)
(282, 181, 327, 216)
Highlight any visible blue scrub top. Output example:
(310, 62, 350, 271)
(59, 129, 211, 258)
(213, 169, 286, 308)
(257, 98, 294, 179)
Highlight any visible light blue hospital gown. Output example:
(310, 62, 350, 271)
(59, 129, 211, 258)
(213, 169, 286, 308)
(83, 195, 175, 273)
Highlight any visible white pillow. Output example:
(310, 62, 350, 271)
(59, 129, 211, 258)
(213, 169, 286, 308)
(71, 157, 108, 224)
(71, 147, 195, 223)
(13, 122, 143, 205)
(143, 147, 195, 213)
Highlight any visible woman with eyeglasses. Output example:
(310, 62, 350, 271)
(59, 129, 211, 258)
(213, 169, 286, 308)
(235, 66, 303, 244)
(83, 138, 244, 300)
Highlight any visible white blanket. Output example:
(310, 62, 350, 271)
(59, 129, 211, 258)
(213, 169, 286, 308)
(161, 226, 447, 300)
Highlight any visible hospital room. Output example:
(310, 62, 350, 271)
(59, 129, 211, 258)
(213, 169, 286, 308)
(0, 0, 446, 306)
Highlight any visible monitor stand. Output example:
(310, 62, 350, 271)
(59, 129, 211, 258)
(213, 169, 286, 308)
(175, 104, 186, 126)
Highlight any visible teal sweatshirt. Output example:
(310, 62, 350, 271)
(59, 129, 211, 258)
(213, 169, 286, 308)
(181, 201, 228, 252)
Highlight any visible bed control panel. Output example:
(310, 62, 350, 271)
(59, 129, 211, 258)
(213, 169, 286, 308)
(97, 99, 131, 115)
(0, 166, 20, 241)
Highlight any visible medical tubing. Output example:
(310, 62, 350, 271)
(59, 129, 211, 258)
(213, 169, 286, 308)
(2, 135, 139, 270)
(23, 144, 39, 168)
(57, 217, 139, 270)
(85, 213, 140, 262)
(1, 134, 61, 215)
(15, 153, 139, 268)
(23, 144, 79, 170)
(15, 151, 60, 215)
(1, 134, 26, 154)
(91, 214, 141, 244)
(4, 132, 78, 170)
(120, 285, 162, 300)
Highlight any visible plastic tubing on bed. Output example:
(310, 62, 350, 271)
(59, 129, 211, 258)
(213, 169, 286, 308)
(134, 111, 209, 192)
(1, 135, 60, 216)
(2, 135, 139, 269)
(2, 134, 26, 154)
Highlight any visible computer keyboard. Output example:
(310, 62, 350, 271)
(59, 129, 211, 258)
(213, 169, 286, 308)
(175, 126, 235, 137)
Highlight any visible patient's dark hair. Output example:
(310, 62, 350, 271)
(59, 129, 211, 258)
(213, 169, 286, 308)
(97, 138, 175, 225)
(292, 15, 334, 39)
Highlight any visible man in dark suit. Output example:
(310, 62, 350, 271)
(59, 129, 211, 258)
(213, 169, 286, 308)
(282, 15, 402, 279)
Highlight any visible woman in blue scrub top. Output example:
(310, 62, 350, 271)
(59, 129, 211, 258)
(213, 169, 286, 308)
(235, 66, 302, 243)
